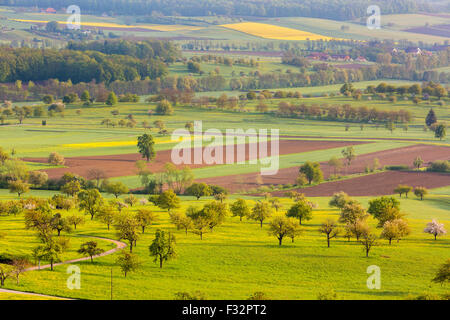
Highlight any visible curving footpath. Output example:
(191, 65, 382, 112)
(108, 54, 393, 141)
(24, 236, 127, 272)
(0, 236, 127, 300)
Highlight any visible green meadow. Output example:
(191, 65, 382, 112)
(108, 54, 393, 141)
(1, 89, 448, 160)
(0, 188, 448, 300)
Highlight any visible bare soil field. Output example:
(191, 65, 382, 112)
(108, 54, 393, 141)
(24, 140, 362, 180)
(199, 144, 450, 193)
(404, 24, 450, 38)
(271, 171, 450, 197)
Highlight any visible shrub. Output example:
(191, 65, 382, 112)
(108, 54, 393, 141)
(28, 171, 48, 187)
(48, 152, 65, 166)
(42, 95, 53, 104)
(384, 165, 410, 171)
(328, 174, 342, 181)
(388, 95, 397, 103)
(317, 288, 338, 300)
(427, 160, 450, 173)
(63, 93, 78, 103)
(48, 102, 65, 113)
(174, 291, 207, 300)
(106, 92, 118, 106)
(119, 93, 139, 103)
(246, 91, 257, 100)
(248, 291, 270, 300)
(155, 100, 174, 115)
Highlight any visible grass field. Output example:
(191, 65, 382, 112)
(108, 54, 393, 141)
(269, 16, 450, 43)
(0, 99, 448, 301)
(1, 89, 447, 159)
(0, 189, 448, 300)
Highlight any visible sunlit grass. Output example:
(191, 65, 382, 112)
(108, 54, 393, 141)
(0, 193, 448, 300)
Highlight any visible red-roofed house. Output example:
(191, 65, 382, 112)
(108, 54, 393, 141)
(306, 52, 331, 61)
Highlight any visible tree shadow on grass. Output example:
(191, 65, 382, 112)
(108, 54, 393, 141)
(342, 289, 409, 298)
(412, 238, 450, 247)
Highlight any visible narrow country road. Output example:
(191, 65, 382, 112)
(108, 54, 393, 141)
(25, 236, 127, 272)
(0, 236, 127, 300)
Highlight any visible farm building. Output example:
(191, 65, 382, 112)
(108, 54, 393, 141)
(43, 8, 57, 14)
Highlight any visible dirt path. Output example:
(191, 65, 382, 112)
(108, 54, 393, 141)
(0, 288, 70, 300)
(26, 236, 127, 272)
(0, 236, 126, 300)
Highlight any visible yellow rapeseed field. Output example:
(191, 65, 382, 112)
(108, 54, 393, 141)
(61, 136, 201, 149)
(221, 22, 334, 41)
(61, 141, 137, 149)
(11, 19, 202, 32)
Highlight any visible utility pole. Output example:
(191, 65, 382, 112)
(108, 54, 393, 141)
(110, 268, 113, 300)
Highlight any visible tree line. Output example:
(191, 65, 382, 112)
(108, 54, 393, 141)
(67, 39, 180, 62)
(277, 102, 412, 123)
(0, 0, 427, 20)
(0, 44, 172, 85)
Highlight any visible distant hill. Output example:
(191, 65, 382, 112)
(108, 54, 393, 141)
(0, 0, 437, 21)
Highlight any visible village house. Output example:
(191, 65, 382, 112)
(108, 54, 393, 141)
(405, 47, 423, 56)
(391, 47, 432, 56)
(306, 52, 331, 61)
(42, 7, 57, 14)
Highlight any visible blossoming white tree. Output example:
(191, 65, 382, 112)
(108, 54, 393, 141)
(424, 219, 447, 240)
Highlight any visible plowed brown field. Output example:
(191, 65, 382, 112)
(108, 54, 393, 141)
(199, 144, 450, 194)
(25, 140, 363, 180)
(271, 171, 450, 197)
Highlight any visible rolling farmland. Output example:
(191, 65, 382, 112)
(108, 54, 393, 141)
(0, 1, 448, 304)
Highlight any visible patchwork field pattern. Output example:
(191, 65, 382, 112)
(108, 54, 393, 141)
(220, 22, 336, 40)
(12, 19, 203, 32)
(278, 171, 450, 197)
(24, 140, 364, 179)
(200, 144, 450, 194)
